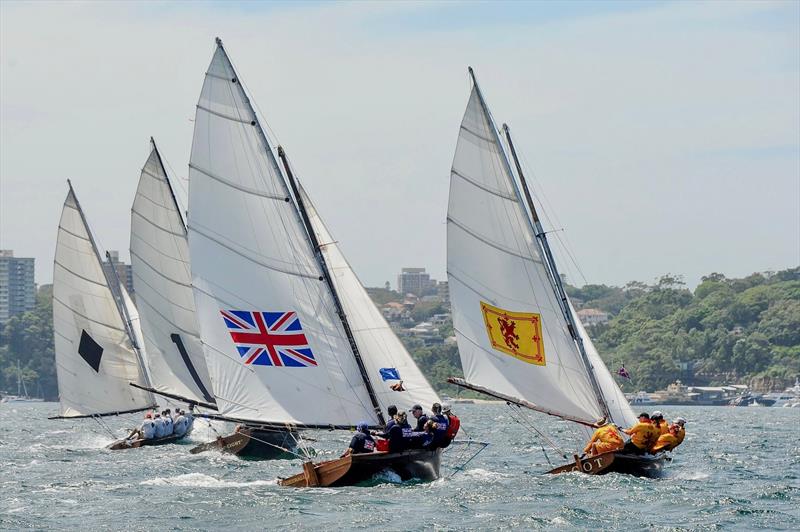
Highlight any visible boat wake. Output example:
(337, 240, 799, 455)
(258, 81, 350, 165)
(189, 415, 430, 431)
(140, 473, 275, 488)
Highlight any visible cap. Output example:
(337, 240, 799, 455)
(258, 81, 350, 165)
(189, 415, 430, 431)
(674, 417, 686, 425)
(145, 412, 152, 419)
(638, 412, 650, 419)
(356, 421, 369, 432)
(442, 403, 452, 413)
(411, 404, 423, 411)
(651, 410, 664, 418)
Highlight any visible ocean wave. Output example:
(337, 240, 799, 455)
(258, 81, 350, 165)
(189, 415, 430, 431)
(140, 473, 275, 488)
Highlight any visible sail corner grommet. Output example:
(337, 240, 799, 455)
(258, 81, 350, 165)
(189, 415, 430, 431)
(231, 78, 237, 83)
(250, 120, 256, 126)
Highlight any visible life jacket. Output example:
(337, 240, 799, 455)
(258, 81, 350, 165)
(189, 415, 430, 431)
(596, 425, 623, 445)
(675, 426, 685, 445)
(651, 433, 678, 453)
(445, 414, 461, 440)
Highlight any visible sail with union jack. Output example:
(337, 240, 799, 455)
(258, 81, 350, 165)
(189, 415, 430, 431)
(220, 310, 317, 367)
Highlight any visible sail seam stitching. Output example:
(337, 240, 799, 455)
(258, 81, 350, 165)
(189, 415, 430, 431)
(141, 168, 167, 182)
(447, 216, 542, 264)
(189, 163, 288, 201)
(52, 295, 126, 332)
(131, 209, 186, 237)
(129, 250, 193, 288)
(54, 260, 107, 288)
(190, 224, 322, 280)
(451, 168, 517, 201)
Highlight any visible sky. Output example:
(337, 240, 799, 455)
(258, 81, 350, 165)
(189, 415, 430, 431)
(1, 0, 798, 290)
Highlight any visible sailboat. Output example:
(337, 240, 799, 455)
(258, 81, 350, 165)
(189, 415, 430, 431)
(187, 38, 441, 477)
(446, 68, 665, 477)
(50, 182, 173, 449)
(0, 360, 44, 403)
(128, 138, 217, 413)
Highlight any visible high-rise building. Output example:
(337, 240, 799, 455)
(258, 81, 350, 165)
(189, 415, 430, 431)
(397, 267, 437, 297)
(0, 250, 36, 324)
(103, 250, 134, 295)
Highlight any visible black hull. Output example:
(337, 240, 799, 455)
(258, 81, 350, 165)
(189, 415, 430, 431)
(238, 428, 299, 459)
(602, 452, 667, 478)
(334, 448, 442, 486)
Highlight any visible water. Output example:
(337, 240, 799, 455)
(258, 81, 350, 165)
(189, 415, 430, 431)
(1, 403, 798, 530)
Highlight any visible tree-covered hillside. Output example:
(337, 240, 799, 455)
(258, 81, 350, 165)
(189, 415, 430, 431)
(1, 268, 797, 400)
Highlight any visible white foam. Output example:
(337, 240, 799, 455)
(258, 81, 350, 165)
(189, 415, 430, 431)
(461, 468, 509, 480)
(140, 473, 275, 488)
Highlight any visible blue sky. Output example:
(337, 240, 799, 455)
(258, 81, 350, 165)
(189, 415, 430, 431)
(1, 0, 798, 288)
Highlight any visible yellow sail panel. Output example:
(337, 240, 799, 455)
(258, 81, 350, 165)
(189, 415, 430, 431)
(481, 302, 545, 366)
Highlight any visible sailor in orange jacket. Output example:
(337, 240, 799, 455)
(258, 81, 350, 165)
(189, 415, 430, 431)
(622, 413, 661, 454)
(651, 423, 680, 453)
(651, 411, 669, 435)
(583, 422, 624, 456)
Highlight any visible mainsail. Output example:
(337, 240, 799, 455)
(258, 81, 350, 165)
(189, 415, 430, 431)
(187, 39, 380, 427)
(297, 181, 441, 413)
(52, 183, 155, 418)
(130, 140, 216, 407)
(446, 70, 611, 426)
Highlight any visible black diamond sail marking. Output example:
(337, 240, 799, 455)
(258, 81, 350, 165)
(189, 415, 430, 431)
(78, 330, 103, 372)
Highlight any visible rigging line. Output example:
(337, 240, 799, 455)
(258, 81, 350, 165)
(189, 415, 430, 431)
(516, 143, 589, 286)
(505, 403, 568, 458)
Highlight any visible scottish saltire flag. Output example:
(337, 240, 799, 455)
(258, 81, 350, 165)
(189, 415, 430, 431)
(617, 365, 631, 380)
(220, 310, 317, 367)
(380, 367, 401, 381)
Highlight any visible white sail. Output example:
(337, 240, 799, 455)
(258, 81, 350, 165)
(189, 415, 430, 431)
(446, 83, 603, 424)
(52, 186, 154, 417)
(130, 141, 215, 405)
(187, 40, 379, 426)
(570, 301, 637, 428)
(299, 182, 441, 414)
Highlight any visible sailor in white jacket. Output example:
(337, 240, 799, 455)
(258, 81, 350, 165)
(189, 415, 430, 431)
(153, 413, 165, 438)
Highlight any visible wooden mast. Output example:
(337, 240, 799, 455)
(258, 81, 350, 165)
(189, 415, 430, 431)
(502, 123, 611, 421)
(277, 146, 386, 425)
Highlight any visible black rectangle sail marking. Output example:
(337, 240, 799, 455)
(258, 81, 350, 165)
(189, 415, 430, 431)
(78, 330, 103, 372)
(170, 334, 215, 403)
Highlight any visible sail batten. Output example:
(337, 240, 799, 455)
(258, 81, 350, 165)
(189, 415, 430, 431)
(53, 185, 155, 417)
(188, 39, 379, 425)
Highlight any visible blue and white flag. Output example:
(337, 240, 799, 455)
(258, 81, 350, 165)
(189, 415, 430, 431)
(379, 367, 401, 381)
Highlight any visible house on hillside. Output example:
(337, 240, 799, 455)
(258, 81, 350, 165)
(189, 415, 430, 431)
(576, 308, 609, 326)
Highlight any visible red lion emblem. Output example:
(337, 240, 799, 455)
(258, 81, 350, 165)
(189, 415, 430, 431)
(498, 317, 520, 351)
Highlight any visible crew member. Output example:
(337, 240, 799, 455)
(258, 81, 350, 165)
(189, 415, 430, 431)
(651, 424, 680, 453)
(430, 403, 449, 448)
(673, 417, 686, 448)
(343, 422, 376, 457)
(153, 412, 165, 439)
(411, 404, 429, 431)
(622, 413, 660, 454)
(651, 411, 668, 435)
(131, 412, 156, 441)
(442, 404, 460, 447)
(583, 422, 624, 456)
(373, 405, 398, 439)
(173, 409, 188, 437)
(387, 411, 408, 453)
(162, 410, 174, 437)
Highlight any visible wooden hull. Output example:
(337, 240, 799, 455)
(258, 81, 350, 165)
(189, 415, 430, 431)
(546, 451, 667, 478)
(279, 448, 442, 487)
(189, 426, 298, 459)
(108, 431, 190, 450)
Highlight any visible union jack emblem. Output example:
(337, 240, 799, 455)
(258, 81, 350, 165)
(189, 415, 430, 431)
(220, 310, 317, 367)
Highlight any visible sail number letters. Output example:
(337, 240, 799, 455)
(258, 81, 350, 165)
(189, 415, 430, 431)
(480, 302, 546, 366)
